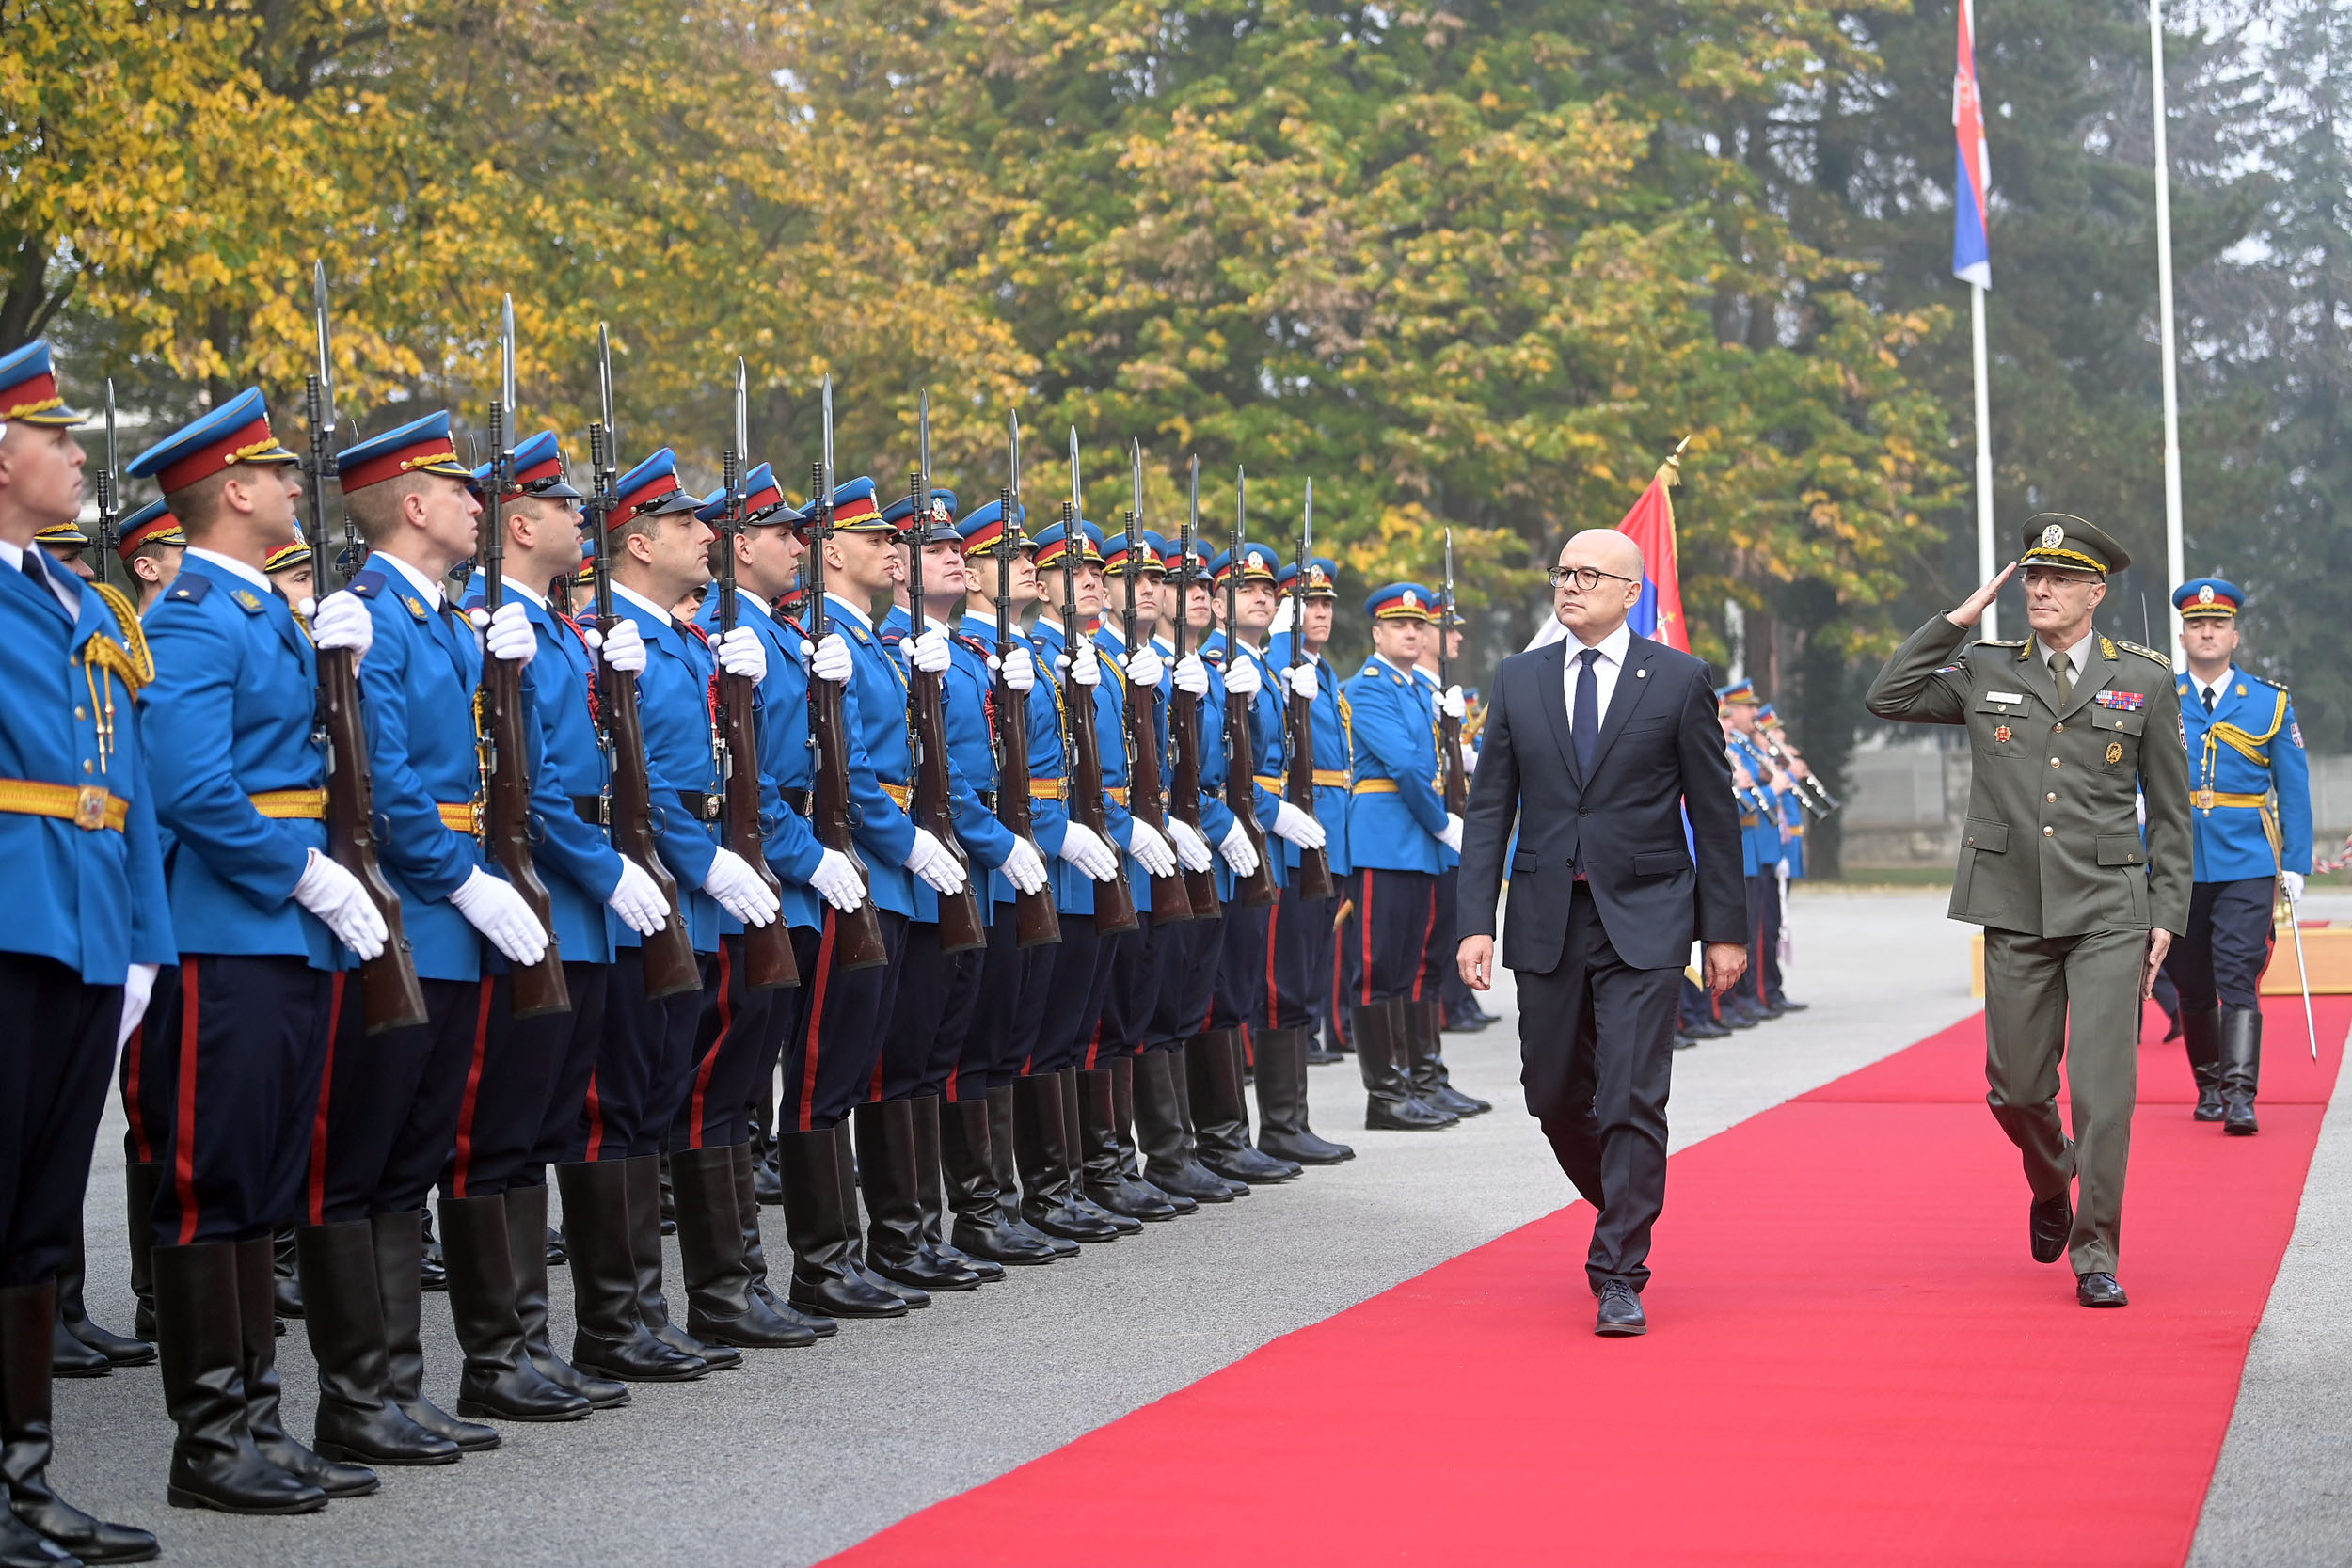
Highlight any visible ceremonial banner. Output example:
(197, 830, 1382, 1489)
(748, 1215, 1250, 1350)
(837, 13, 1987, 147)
(1953, 0, 1992, 288)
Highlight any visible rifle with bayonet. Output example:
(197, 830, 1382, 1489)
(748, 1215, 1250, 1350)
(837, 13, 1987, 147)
(94, 381, 118, 585)
(1439, 528, 1467, 816)
(993, 414, 1059, 947)
(1167, 457, 1219, 919)
(1123, 439, 1191, 921)
(1753, 727, 1838, 818)
(1061, 429, 1138, 934)
(719, 358, 798, 990)
(1281, 479, 1336, 901)
(1221, 467, 1278, 907)
(478, 296, 569, 1017)
(307, 262, 428, 1034)
(804, 375, 891, 971)
(587, 325, 702, 1000)
(906, 389, 987, 953)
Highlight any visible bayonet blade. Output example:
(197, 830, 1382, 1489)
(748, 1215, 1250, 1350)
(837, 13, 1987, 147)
(1130, 437, 1143, 523)
(1009, 411, 1022, 508)
(596, 324, 616, 451)
(312, 261, 337, 434)
(1068, 426, 1081, 519)
(918, 388, 931, 490)
(103, 380, 118, 475)
(1304, 477, 1312, 552)
(819, 374, 834, 498)
(500, 294, 516, 417)
(734, 358, 749, 469)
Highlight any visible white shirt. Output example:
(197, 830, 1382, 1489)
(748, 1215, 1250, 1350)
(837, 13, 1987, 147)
(374, 549, 447, 611)
(0, 539, 83, 616)
(185, 545, 272, 594)
(2190, 664, 2235, 712)
(824, 592, 874, 633)
(610, 580, 673, 624)
(1561, 621, 1633, 730)
(2036, 630, 2091, 684)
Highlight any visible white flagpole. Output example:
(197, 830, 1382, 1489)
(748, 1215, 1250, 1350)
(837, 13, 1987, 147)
(2149, 0, 2185, 641)
(1972, 283, 1997, 641)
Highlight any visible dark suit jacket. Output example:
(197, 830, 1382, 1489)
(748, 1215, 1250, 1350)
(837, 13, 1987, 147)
(1457, 632, 1747, 974)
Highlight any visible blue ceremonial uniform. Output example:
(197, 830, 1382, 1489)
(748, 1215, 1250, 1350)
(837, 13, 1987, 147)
(695, 593, 835, 933)
(2181, 668, 2312, 883)
(1343, 651, 1448, 1012)
(606, 585, 725, 953)
(829, 597, 922, 922)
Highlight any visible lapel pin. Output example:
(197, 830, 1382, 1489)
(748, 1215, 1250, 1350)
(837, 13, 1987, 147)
(1636, 669, 1647, 679)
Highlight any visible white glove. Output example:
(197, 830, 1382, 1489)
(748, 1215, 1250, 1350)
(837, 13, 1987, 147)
(1172, 654, 1209, 696)
(1064, 640, 1101, 688)
(701, 847, 781, 927)
(902, 827, 969, 895)
(1217, 819, 1262, 878)
(804, 632, 852, 684)
(118, 963, 159, 1052)
(1123, 816, 1177, 878)
(600, 615, 646, 673)
(2283, 870, 2305, 904)
(1222, 651, 1262, 698)
(999, 836, 1049, 895)
(999, 645, 1037, 693)
(1438, 813, 1465, 854)
(903, 627, 952, 675)
(451, 866, 551, 966)
(607, 855, 670, 937)
(807, 847, 867, 912)
(1166, 816, 1214, 873)
(1271, 799, 1327, 849)
(1055, 821, 1121, 882)
(716, 625, 767, 682)
(475, 599, 538, 668)
(293, 847, 389, 959)
(1441, 683, 1467, 720)
(306, 591, 373, 657)
(1282, 663, 1319, 702)
(1124, 644, 1165, 689)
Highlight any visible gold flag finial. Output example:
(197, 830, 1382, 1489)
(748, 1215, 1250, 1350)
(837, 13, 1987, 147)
(1659, 435, 1692, 489)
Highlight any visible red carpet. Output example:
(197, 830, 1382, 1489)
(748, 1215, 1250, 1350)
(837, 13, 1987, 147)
(825, 996, 2348, 1568)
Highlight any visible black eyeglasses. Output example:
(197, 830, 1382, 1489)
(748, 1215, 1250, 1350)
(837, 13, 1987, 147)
(1548, 565, 1639, 592)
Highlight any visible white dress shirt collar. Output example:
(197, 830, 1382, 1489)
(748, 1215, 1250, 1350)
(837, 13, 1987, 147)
(373, 549, 447, 611)
(826, 592, 874, 632)
(0, 539, 82, 614)
(1568, 620, 1634, 669)
(184, 545, 273, 593)
(610, 580, 673, 623)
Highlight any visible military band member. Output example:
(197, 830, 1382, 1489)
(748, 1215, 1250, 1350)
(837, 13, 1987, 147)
(0, 339, 168, 1565)
(1342, 583, 1462, 1132)
(2162, 577, 2311, 1134)
(1407, 608, 1490, 1117)
(1866, 515, 2189, 1307)
(115, 499, 186, 613)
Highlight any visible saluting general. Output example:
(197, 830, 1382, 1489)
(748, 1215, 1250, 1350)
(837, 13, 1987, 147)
(1867, 515, 2190, 1308)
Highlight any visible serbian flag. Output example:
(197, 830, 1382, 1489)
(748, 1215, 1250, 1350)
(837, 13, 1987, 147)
(1618, 450, 1688, 653)
(1953, 0, 1992, 288)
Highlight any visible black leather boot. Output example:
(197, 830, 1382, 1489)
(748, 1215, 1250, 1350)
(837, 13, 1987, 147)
(853, 1102, 981, 1291)
(0, 1281, 161, 1560)
(2221, 1006, 2263, 1135)
(730, 1141, 834, 1337)
(1189, 1031, 1300, 1182)
(56, 1229, 150, 1370)
(297, 1221, 458, 1465)
(671, 1147, 818, 1347)
(1057, 1068, 1141, 1234)
(1078, 1069, 1181, 1221)
(2183, 1005, 2226, 1121)
(1167, 1044, 1248, 1197)
(1411, 1000, 1490, 1116)
(125, 1162, 161, 1344)
(504, 1183, 627, 1407)
(152, 1242, 326, 1514)
(1013, 1074, 1123, 1242)
(552, 1162, 706, 1383)
(416, 1207, 446, 1292)
(373, 1210, 498, 1449)
(833, 1121, 931, 1306)
(989, 1084, 1079, 1255)
(1109, 1057, 1192, 1212)
(908, 1098, 1003, 1281)
(272, 1226, 303, 1320)
(775, 1129, 906, 1319)
(942, 1095, 1058, 1264)
(437, 1195, 591, 1421)
(1253, 1027, 1354, 1164)
(1134, 1050, 1235, 1203)
(1356, 1002, 1454, 1130)
(624, 1155, 739, 1369)
(231, 1237, 373, 1498)
(1304, 1022, 1343, 1066)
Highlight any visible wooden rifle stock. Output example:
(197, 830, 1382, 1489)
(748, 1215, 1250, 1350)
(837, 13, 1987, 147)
(1282, 674, 1336, 901)
(910, 656, 988, 954)
(1222, 675, 1278, 908)
(806, 672, 891, 971)
(721, 671, 800, 989)
(321, 648, 429, 1033)
(993, 673, 1061, 947)
(1068, 652, 1139, 934)
(1168, 683, 1219, 919)
(605, 665, 704, 999)
(482, 651, 571, 1017)
(1123, 644, 1191, 920)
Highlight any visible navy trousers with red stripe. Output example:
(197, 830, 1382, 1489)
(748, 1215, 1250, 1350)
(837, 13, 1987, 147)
(1349, 865, 1438, 1008)
(779, 911, 906, 1132)
(0, 955, 119, 1286)
(308, 976, 476, 1225)
(1418, 866, 1461, 1006)
(524, 963, 609, 1177)
(961, 909, 1052, 1094)
(1210, 899, 1272, 1034)
(1149, 915, 1222, 1052)
(879, 921, 986, 1102)
(119, 962, 179, 1168)
(1089, 917, 1161, 1065)
(142, 955, 334, 1244)
(445, 960, 610, 1196)
(574, 950, 711, 1164)
(1267, 888, 1336, 1032)
(669, 937, 790, 1150)
(1031, 917, 1113, 1074)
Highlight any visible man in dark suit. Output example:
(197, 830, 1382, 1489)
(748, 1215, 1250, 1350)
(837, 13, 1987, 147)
(1456, 529, 1749, 1336)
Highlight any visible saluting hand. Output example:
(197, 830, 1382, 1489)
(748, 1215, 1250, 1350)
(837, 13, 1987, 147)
(1947, 561, 2018, 629)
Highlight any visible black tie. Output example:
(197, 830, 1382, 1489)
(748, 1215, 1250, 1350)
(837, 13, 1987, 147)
(1573, 647, 1601, 780)
(2201, 686, 2215, 713)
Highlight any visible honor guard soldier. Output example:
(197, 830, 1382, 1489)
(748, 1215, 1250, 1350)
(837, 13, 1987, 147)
(1342, 583, 1463, 1132)
(591, 448, 781, 1370)
(0, 339, 169, 1565)
(1867, 515, 2190, 1307)
(129, 388, 388, 1515)
(115, 500, 186, 613)
(1718, 680, 1790, 1021)
(312, 410, 556, 1464)
(2162, 577, 2311, 1133)
(1406, 602, 1490, 1117)
(262, 538, 315, 603)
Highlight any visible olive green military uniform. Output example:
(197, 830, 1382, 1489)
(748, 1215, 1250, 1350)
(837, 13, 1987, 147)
(1866, 518, 2189, 1276)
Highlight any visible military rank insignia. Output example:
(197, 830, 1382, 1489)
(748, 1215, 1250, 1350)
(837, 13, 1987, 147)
(404, 594, 427, 618)
(1994, 725, 2011, 744)
(2093, 691, 2144, 712)
(230, 588, 262, 612)
(2106, 741, 2123, 765)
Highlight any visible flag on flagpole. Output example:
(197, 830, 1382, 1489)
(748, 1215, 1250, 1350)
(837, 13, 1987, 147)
(1953, 0, 1992, 288)
(1525, 442, 1690, 652)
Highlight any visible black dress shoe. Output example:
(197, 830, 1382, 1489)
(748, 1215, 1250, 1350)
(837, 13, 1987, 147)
(2029, 1190, 2071, 1265)
(2075, 1272, 2127, 1307)
(1594, 1280, 1646, 1337)
(1770, 998, 1808, 1013)
(1673, 1034, 1697, 1052)
(2193, 1086, 2226, 1123)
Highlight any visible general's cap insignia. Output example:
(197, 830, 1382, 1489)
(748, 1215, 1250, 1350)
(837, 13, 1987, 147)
(2106, 741, 2123, 765)
(2041, 523, 2066, 548)
(929, 499, 952, 522)
(2197, 584, 2216, 605)
(230, 589, 262, 611)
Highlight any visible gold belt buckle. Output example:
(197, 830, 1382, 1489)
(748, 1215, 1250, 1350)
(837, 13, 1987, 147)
(74, 785, 108, 831)
(2192, 788, 2215, 810)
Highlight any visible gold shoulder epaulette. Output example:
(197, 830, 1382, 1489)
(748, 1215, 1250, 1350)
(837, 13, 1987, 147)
(2115, 639, 2169, 665)
(1976, 637, 2026, 649)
